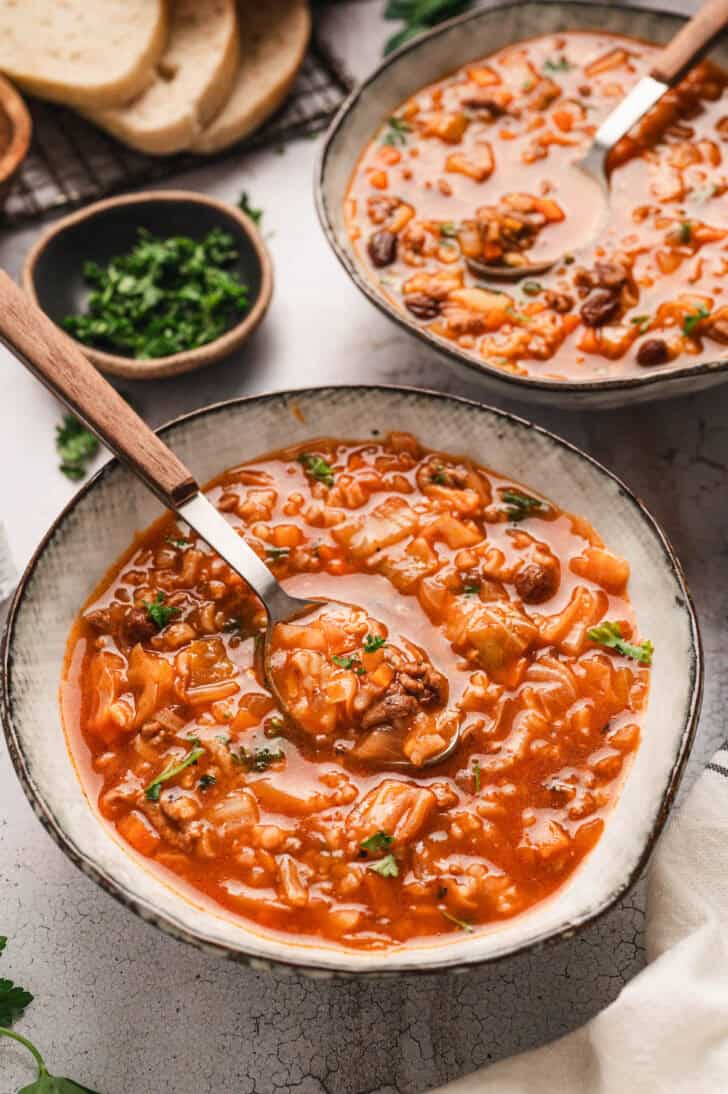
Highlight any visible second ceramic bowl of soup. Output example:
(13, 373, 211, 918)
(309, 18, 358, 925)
(317, 1, 728, 408)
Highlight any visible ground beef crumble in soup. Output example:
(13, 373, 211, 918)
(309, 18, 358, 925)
(63, 433, 651, 949)
(345, 31, 728, 381)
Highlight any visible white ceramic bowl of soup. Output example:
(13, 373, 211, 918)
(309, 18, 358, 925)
(316, 1, 728, 409)
(1, 387, 701, 975)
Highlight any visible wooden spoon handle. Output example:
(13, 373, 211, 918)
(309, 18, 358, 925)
(651, 0, 728, 85)
(0, 270, 198, 506)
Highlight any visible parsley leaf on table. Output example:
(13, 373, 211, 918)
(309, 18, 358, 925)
(55, 392, 141, 483)
(0, 984, 33, 1030)
(3, 1028, 99, 1092)
(55, 415, 99, 481)
(587, 621, 654, 664)
(0, 935, 99, 1092)
(63, 228, 249, 360)
(383, 0, 474, 55)
(238, 191, 263, 225)
(0, 935, 33, 1028)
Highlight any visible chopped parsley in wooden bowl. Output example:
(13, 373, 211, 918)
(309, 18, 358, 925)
(64, 227, 250, 360)
(21, 190, 272, 380)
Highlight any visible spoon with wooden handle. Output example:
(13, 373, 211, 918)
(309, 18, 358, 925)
(469, 0, 728, 280)
(0, 272, 458, 770)
(0, 270, 322, 714)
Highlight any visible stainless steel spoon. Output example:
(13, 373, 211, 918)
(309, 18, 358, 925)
(0, 272, 453, 769)
(469, 0, 728, 281)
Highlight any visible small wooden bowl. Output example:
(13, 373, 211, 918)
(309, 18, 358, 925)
(0, 74, 31, 203)
(22, 190, 273, 380)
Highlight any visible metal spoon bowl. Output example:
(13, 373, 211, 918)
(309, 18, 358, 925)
(262, 594, 459, 771)
(466, 255, 554, 282)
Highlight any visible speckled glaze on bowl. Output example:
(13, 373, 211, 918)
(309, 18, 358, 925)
(1, 387, 702, 976)
(316, 0, 728, 409)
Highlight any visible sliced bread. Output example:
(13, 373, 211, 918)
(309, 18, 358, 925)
(0, 0, 169, 109)
(84, 0, 240, 156)
(190, 0, 310, 155)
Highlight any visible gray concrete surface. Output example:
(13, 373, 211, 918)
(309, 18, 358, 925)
(1, 2, 724, 1091)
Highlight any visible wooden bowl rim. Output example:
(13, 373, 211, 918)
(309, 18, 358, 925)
(0, 73, 31, 186)
(21, 189, 274, 380)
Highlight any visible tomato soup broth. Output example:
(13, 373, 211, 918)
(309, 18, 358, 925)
(345, 31, 728, 380)
(63, 434, 650, 949)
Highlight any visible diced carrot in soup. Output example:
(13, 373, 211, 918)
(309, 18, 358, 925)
(118, 811, 160, 856)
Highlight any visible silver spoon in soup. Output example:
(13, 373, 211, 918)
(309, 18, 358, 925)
(267, 599, 461, 770)
(0, 273, 458, 771)
(467, 0, 728, 281)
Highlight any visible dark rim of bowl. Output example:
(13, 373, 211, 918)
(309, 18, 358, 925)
(315, 0, 728, 399)
(22, 190, 273, 375)
(0, 384, 703, 976)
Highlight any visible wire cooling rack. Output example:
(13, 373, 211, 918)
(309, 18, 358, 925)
(1, 34, 353, 227)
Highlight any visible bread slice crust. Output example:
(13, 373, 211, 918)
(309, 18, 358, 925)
(84, 0, 240, 156)
(191, 0, 310, 155)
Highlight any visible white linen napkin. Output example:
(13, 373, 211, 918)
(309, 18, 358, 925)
(434, 748, 728, 1094)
